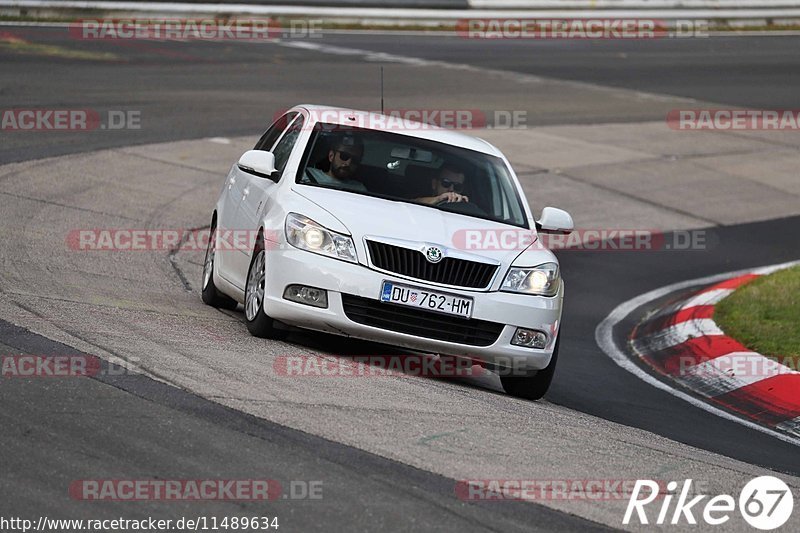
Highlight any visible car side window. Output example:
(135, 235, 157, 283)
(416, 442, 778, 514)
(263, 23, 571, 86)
(254, 112, 297, 152)
(271, 115, 306, 176)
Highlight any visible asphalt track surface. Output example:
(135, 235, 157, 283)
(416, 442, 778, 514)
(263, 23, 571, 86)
(3, 29, 800, 163)
(0, 323, 602, 532)
(312, 33, 800, 110)
(1, 27, 800, 530)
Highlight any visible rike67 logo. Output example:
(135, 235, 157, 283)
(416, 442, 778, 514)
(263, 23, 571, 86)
(624, 476, 794, 530)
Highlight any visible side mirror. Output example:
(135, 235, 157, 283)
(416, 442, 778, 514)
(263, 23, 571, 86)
(238, 150, 278, 180)
(536, 207, 574, 234)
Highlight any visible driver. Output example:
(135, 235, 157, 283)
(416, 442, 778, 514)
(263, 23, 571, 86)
(304, 134, 367, 193)
(415, 163, 469, 205)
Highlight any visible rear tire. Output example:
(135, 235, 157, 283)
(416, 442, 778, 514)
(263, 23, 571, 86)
(244, 240, 287, 339)
(201, 221, 238, 310)
(500, 335, 560, 401)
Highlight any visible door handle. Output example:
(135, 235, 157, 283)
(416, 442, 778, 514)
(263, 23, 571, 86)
(242, 187, 250, 199)
(228, 176, 236, 190)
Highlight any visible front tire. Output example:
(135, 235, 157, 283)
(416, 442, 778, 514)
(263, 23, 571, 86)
(201, 222, 238, 310)
(244, 242, 286, 339)
(500, 335, 560, 401)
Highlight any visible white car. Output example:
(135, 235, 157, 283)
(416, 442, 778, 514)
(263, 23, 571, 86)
(202, 105, 573, 399)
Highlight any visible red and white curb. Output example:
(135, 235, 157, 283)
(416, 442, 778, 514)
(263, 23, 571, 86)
(596, 260, 800, 446)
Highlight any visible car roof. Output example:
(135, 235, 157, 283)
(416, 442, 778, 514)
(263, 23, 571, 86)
(294, 104, 504, 157)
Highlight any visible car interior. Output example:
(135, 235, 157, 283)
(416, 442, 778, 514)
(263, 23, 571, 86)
(296, 122, 530, 228)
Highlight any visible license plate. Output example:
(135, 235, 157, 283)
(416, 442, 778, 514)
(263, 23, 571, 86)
(380, 281, 473, 319)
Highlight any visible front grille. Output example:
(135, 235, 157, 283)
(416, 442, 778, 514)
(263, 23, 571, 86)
(366, 240, 498, 289)
(341, 294, 504, 347)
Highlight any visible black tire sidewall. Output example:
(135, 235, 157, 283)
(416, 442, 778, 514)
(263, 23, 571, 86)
(201, 222, 237, 310)
(500, 334, 560, 400)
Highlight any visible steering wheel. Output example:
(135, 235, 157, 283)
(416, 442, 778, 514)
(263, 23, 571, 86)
(435, 199, 488, 216)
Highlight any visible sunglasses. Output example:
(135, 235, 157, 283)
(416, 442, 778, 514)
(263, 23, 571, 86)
(336, 150, 361, 164)
(440, 178, 465, 192)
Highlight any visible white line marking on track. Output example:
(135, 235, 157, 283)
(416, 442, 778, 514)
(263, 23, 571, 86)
(595, 259, 800, 446)
(682, 352, 796, 396)
(777, 417, 800, 438)
(680, 288, 734, 309)
(277, 40, 698, 103)
(632, 318, 722, 353)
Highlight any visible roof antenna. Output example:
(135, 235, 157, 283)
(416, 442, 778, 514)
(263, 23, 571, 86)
(380, 66, 384, 114)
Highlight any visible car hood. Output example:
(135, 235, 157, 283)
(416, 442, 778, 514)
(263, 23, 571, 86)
(292, 185, 540, 266)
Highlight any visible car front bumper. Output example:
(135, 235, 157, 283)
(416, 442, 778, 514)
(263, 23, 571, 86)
(262, 248, 563, 372)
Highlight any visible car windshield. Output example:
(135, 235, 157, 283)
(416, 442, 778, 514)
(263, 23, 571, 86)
(295, 122, 529, 228)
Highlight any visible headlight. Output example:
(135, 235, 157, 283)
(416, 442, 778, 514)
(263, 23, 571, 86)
(500, 262, 560, 296)
(285, 213, 357, 263)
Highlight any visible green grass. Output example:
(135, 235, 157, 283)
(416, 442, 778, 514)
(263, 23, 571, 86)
(715, 265, 800, 365)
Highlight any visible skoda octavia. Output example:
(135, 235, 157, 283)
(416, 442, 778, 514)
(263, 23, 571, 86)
(202, 105, 573, 399)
